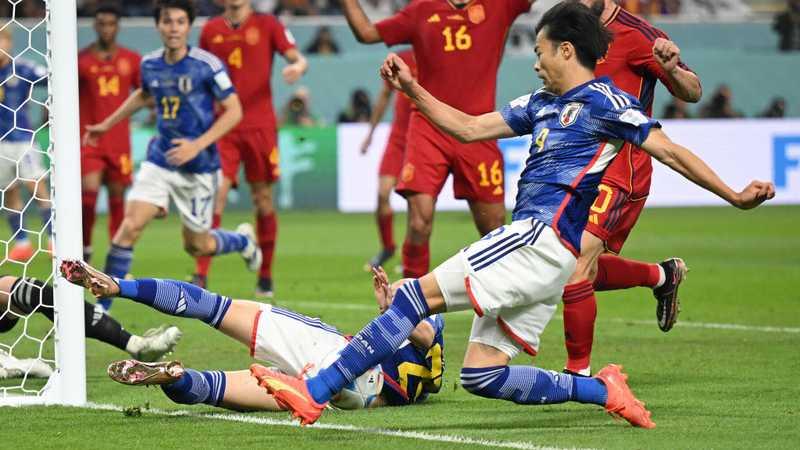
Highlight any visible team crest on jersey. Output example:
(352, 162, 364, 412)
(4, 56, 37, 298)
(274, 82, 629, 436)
(467, 4, 485, 24)
(117, 58, 131, 76)
(178, 76, 192, 94)
(245, 27, 260, 45)
(559, 102, 583, 127)
(212, 34, 224, 44)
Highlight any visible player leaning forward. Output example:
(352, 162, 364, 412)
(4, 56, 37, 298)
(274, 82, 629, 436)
(84, 0, 261, 309)
(252, 2, 775, 428)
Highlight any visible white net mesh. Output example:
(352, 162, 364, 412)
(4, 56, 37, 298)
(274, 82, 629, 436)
(0, 0, 58, 400)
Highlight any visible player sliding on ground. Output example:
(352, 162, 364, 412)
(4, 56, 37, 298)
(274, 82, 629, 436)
(0, 275, 182, 377)
(83, 0, 260, 313)
(248, 2, 775, 428)
(60, 261, 444, 412)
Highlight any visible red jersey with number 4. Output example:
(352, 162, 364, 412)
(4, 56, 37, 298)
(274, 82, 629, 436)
(200, 13, 296, 130)
(376, 0, 530, 115)
(387, 50, 417, 141)
(78, 46, 141, 153)
(596, 6, 695, 196)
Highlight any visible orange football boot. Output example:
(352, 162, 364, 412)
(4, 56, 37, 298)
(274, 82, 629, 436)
(595, 364, 656, 429)
(250, 363, 327, 426)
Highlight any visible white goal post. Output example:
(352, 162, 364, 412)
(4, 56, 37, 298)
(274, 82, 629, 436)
(0, 0, 86, 406)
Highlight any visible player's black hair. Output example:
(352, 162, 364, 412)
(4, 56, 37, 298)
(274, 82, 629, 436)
(94, 2, 123, 19)
(534, 2, 613, 70)
(153, 0, 196, 25)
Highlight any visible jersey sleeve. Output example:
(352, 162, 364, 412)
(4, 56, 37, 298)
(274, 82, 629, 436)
(500, 93, 535, 136)
(627, 30, 694, 96)
(591, 93, 661, 147)
(139, 60, 150, 95)
(375, 4, 416, 46)
(267, 15, 296, 55)
(204, 57, 235, 101)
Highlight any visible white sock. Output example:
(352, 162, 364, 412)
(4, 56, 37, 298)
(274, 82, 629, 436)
(126, 335, 143, 357)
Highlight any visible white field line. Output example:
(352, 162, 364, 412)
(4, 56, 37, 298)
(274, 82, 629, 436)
(83, 402, 587, 450)
(281, 300, 800, 334)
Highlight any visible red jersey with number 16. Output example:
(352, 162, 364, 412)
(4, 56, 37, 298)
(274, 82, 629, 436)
(200, 13, 296, 130)
(595, 6, 695, 196)
(376, 0, 530, 115)
(78, 46, 141, 153)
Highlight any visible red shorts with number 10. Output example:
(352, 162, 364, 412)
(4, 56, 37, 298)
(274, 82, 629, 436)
(218, 127, 280, 185)
(395, 112, 504, 203)
(81, 145, 133, 186)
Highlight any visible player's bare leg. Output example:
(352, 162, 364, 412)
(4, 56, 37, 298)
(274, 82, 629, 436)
(402, 193, 435, 278)
(106, 181, 127, 247)
(81, 170, 104, 262)
(467, 200, 506, 236)
(192, 177, 231, 288)
(367, 175, 398, 270)
(251, 181, 277, 298)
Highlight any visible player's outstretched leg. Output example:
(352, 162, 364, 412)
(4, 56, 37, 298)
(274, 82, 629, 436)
(460, 362, 655, 429)
(61, 260, 232, 329)
(205, 223, 262, 272)
(0, 275, 182, 362)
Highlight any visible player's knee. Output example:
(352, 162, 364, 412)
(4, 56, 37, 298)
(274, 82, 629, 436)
(460, 366, 507, 399)
(182, 240, 204, 256)
(407, 214, 433, 237)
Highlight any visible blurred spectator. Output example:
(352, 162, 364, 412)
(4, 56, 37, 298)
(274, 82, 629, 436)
(305, 26, 341, 55)
(274, 0, 318, 16)
(699, 85, 743, 118)
(759, 97, 787, 118)
(337, 88, 372, 123)
(774, 0, 800, 51)
(280, 87, 317, 127)
(662, 99, 692, 119)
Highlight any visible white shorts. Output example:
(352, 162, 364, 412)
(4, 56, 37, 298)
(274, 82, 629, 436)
(0, 142, 47, 189)
(127, 161, 219, 232)
(433, 218, 576, 359)
(250, 304, 383, 409)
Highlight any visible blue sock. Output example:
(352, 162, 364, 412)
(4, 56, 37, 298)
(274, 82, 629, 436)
(39, 207, 51, 236)
(210, 229, 248, 255)
(116, 278, 232, 328)
(161, 369, 226, 406)
(460, 366, 607, 406)
(99, 244, 133, 310)
(307, 279, 429, 404)
(7, 213, 27, 242)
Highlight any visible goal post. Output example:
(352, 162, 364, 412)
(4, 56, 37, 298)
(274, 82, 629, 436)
(48, 0, 86, 406)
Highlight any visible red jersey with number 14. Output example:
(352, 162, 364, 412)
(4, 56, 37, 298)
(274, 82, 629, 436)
(78, 46, 141, 153)
(376, 0, 530, 115)
(200, 13, 296, 130)
(595, 6, 695, 196)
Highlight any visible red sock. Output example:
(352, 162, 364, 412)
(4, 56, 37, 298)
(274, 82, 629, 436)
(108, 195, 125, 239)
(376, 212, 395, 252)
(194, 213, 222, 277)
(256, 213, 277, 279)
(402, 240, 429, 278)
(562, 280, 596, 373)
(594, 254, 661, 291)
(81, 190, 98, 248)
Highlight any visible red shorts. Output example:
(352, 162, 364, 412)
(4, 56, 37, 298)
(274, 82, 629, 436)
(584, 183, 648, 254)
(218, 127, 279, 185)
(395, 112, 504, 203)
(81, 146, 133, 186)
(378, 131, 406, 178)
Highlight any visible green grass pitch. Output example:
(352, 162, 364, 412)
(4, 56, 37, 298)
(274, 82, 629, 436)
(2, 206, 799, 449)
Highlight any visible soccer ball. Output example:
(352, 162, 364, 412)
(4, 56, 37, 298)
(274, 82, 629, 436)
(319, 352, 383, 410)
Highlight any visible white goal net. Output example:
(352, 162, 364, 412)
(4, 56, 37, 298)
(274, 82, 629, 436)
(0, 0, 85, 406)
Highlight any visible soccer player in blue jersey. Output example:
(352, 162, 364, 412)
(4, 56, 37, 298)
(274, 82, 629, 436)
(84, 0, 260, 312)
(60, 261, 444, 411)
(249, 2, 775, 428)
(0, 28, 53, 262)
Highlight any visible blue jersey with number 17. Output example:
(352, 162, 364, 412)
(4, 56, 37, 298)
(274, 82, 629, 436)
(500, 76, 660, 255)
(140, 47, 235, 174)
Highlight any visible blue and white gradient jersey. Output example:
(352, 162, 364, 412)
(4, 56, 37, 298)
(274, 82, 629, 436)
(140, 47, 235, 173)
(500, 77, 660, 254)
(379, 314, 445, 406)
(0, 59, 47, 143)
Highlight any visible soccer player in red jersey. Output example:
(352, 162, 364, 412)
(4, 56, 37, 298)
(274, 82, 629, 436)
(78, 4, 142, 263)
(197, 0, 308, 297)
(561, 0, 704, 375)
(359, 49, 416, 270)
(340, 0, 533, 278)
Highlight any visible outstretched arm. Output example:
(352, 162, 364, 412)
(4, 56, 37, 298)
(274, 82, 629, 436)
(83, 88, 150, 146)
(380, 53, 516, 143)
(341, 0, 383, 44)
(640, 128, 775, 209)
(281, 48, 308, 85)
